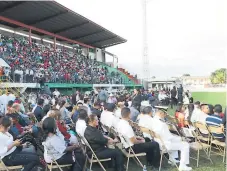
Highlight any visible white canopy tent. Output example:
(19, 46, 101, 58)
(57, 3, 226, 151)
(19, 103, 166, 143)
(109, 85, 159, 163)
(0, 58, 10, 68)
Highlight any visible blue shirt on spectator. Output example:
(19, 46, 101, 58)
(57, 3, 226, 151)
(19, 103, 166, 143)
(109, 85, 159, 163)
(206, 114, 224, 140)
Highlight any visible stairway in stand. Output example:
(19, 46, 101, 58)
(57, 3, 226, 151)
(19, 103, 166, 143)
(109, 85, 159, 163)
(0, 76, 29, 103)
(117, 67, 139, 84)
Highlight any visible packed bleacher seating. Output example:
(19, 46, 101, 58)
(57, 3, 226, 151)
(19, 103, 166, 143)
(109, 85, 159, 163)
(0, 33, 125, 84)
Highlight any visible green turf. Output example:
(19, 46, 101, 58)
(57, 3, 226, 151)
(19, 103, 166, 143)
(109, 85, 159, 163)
(192, 92, 226, 107)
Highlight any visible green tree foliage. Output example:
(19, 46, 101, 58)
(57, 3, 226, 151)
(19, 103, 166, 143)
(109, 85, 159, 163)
(210, 68, 226, 84)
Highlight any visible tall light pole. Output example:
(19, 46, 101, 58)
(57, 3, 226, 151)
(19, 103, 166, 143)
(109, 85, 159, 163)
(142, 0, 151, 83)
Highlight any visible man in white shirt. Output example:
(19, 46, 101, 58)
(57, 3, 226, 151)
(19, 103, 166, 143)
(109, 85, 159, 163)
(1, 93, 10, 114)
(138, 106, 155, 140)
(76, 109, 88, 137)
(158, 91, 166, 101)
(29, 69, 34, 82)
(114, 102, 124, 118)
(191, 104, 209, 124)
(100, 103, 119, 129)
(53, 89, 60, 98)
(25, 69, 29, 82)
(83, 98, 92, 115)
(107, 94, 117, 104)
(117, 107, 161, 168)
(152, 109, 192, 171)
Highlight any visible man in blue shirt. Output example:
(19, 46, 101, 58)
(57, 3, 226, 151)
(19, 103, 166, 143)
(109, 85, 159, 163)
(206, 104, 225, 142)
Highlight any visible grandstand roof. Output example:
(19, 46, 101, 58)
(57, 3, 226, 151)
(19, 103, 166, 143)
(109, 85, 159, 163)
(0, 1, 127, 48)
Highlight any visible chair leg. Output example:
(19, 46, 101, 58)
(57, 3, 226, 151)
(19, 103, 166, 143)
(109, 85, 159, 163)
(209, 144, 212, 157)
(126, 157, 130, 171)
(83, 157, 88, 171)
(89, 162, 93, 170)
(159, 153, 163, 171)
(223, 148, 226, 163)
(50, 162, 53, 171)
(203, 148, 213, 164)
(2, 164, 9, 171)
(196, 150, 200, 167)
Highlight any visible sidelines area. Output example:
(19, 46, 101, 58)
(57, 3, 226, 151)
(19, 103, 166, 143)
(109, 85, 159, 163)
(192, 92, 226, 107)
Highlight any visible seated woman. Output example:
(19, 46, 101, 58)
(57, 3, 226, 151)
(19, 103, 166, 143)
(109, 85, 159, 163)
(53, 110, 78, 144)
(0, 117, 41, 171)
(175, 104, 187, 128)
(84, 114, 124, 171)
(59, 100, 71, 124)
(42, 117, 85, 171)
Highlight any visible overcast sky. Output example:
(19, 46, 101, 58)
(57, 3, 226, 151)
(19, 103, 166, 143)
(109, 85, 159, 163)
(57, 0, 227, 78)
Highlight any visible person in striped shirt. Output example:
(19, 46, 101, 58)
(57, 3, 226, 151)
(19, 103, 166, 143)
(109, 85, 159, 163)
(206, 104, 225, 142)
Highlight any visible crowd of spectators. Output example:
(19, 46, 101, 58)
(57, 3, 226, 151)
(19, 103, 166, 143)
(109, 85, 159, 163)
(0, 34, 123, 84)
(0, 86, 226, 171)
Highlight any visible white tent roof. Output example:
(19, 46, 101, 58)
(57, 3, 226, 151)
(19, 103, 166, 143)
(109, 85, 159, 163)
(0, 58, 10, 68)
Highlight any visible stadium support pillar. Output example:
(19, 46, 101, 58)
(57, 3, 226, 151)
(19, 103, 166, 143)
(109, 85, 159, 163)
(29, 28, 31, 44)
(54, 37, 56, 51)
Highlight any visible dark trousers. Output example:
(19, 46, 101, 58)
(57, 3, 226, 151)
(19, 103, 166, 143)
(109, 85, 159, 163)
(15, 74, 20, 82)
(171, 97, 177, 109)
(3, 148, 41, 171)
(96, 148, 124, 171)
(56, 151, 85, 171)
(25, 74, 29, 82)
(178, 96, 183, 103)
(131, 141, 161, 167)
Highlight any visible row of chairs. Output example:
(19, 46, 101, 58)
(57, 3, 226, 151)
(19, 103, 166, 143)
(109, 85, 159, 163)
(44, 114, 225, 171)
(166, 114, 226, 167)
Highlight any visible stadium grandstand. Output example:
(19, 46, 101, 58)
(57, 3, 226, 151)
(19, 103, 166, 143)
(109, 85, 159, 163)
(0, 1, 142, 95)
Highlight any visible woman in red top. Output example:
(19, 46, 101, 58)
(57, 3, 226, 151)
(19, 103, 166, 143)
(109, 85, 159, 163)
(175, 103, 187, 128)
(53, 110, 77, 145)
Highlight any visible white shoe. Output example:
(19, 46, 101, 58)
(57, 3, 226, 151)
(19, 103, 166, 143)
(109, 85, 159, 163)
(168, 158, 180, 165)
(179, 165, 192, 171)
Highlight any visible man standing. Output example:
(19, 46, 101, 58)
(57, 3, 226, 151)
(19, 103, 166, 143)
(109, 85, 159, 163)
(107, 93, 117, 104)
(177, 85, 183, 103)
(98, 88, 108, 103)
(53, 88, 60, 98)
(170, 86, 177, 109)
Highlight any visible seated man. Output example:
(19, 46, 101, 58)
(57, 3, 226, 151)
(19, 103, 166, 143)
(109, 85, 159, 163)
(138, 106, 155, 140)
(152, 109, 192, 171)
(117, 107, 161, 168)
(8, 113, 24, 138)
(84, 114, 124, 171)
(91, 101, 102, 118)
(100, 103, 119, 129)
(191, 103, 209, 124)
(76, 109, 88, 137)
(11, 103, 31, 126)
(206, 104, 225, 142)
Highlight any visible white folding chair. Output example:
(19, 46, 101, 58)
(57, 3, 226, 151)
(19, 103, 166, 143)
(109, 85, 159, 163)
(140, 126, 179, 171)
(0, 158, 22, 171)
(46, 161, 72, 171)
(78, 133, 111, 171)
(189, 127, 213, 167)
(207, 125, 226, 162)
(193, 122, 211, 143)
(115, 131, 145, 171)
(43, 144, 72, 171)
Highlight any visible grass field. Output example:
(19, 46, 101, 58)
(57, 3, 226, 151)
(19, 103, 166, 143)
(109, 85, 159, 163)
(192, 92, 226, 108)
